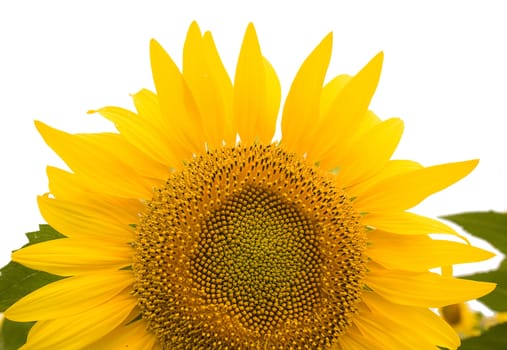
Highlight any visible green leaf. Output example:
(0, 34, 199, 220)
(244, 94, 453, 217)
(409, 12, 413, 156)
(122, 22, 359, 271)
(24, 224, 66, 246)
(459, 323, 507, 349)
(0, 225, 65, 311)
(0, 261, 63, 312)
(443, 211, 507, 312)
(0, 225, 66, 349)
(443, 211, 507, 254)
(463, 260, 507, 311)
(0, 319, 35, 350)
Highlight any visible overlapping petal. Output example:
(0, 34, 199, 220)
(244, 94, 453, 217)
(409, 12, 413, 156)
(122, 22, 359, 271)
(38, 195, 134, 242)
(93, 104, 181, 169)
(20, 292, 136, 350)
(333, 117, 404, 187)
(367, 266, 496, 307)
(5, 271, 132, 321)
(281, 33, 332, 154)
(45, 167, 144, 224)
(353, 307, 414, 349)
(150, 38, 205, 157)
(347, 159, 423, 196)
(314, 52, 384, 169)
(183, 22, 235, 148)
(353, 300, 459, 349)
(35, 122, 159, 198)
(368, 231, 495, 271)
(234, 23, 281, 145)
(362, 211, 459, 235)
(355, 160, 479, 212)
(363, 293, 460, 349)
(11, 238, 132, 276)
(83, 319, 157, 350)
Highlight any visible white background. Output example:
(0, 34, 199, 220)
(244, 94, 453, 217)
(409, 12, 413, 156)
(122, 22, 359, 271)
(1, 0, 506, 276)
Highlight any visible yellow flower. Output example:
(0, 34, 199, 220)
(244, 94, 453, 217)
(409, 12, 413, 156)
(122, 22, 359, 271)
(5, 22, 495, 349)
(482, 311, 507, 332)
(440, 303, 482, 338)
(441, 303, 507, 340)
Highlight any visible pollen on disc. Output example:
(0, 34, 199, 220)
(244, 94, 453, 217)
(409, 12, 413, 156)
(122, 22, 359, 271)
(133, 144, 367, 349)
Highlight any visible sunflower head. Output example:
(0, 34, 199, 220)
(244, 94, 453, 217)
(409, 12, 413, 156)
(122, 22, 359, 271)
(441, 303, 482, 338)
(3, 21, 495, 350)
(133, 144, 367, 348)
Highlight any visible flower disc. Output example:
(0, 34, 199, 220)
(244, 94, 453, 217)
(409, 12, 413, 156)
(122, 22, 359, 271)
(133, 144, 367, 349)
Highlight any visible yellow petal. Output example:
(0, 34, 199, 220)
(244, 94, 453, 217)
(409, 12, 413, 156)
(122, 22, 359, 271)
(20, 292, 136, 350)
(38, 195, 134, 242)
(353, 308, 412, 349)
(183, 22, 235, 149)
(5, 271, 132, 322)
(347, 159, 422, 197)
(83, 320, 157, 350)
(366, 266, 496, 307)
(312, 78, 383, 169)
(46, 167, 144, 224)
(131, 89, 188, 169)
(12, 238, 132, 276)
(35, 121, 157, 199)
(338, 326, 381, 350)
(202, 31, 235, 145)
(355, 160, 479, 212)
(93, 105, 180, 168)
(150, 38, 205, 156)
(234, 23, 281, 145)
(333, 118, 404, 187)
(367, 230, 495, 271)
(360, 293, 460, 349)
(281, 33, 332, 153)
(46, 166, 93, 201)
(84, 132, 168, 180)
(362, 211, 460, 235)
(319, 75, 350, 119)
(310, 52, 384, 165)
(131, 89, 186, 167)
(260, 57, 282, 143)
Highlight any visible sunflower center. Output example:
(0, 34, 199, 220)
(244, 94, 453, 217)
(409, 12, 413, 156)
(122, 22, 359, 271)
(133, 144, 367, 349)
(194, 185, 320, 332)
(441, 304, 462, 326)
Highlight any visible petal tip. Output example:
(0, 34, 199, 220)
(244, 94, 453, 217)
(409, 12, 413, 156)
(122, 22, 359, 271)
(246, 22, 256, 32)
(368, 51, 384, 73)
(34, 120, 52, 137)
(244, 23, 260, 47)
(187, 21, 202, 38)
(33, 119, 44, 129)
(149, 38, 163, 55)
(314, 32, 333, 56)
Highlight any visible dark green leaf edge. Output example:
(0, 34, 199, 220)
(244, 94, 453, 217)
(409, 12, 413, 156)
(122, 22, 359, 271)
(442, 211, 507, 255)
(0, 225, 66, 350)
(0, 320, 35, 350)
(459, 322, 507, 350)
(462, 260, 507, 312)
(442, 211, 507, 312)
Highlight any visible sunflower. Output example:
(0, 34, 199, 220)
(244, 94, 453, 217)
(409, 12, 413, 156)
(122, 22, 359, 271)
(5, 22, 495, 349)
(440, 303, 482, 339)
(440, 302, 507, 340)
